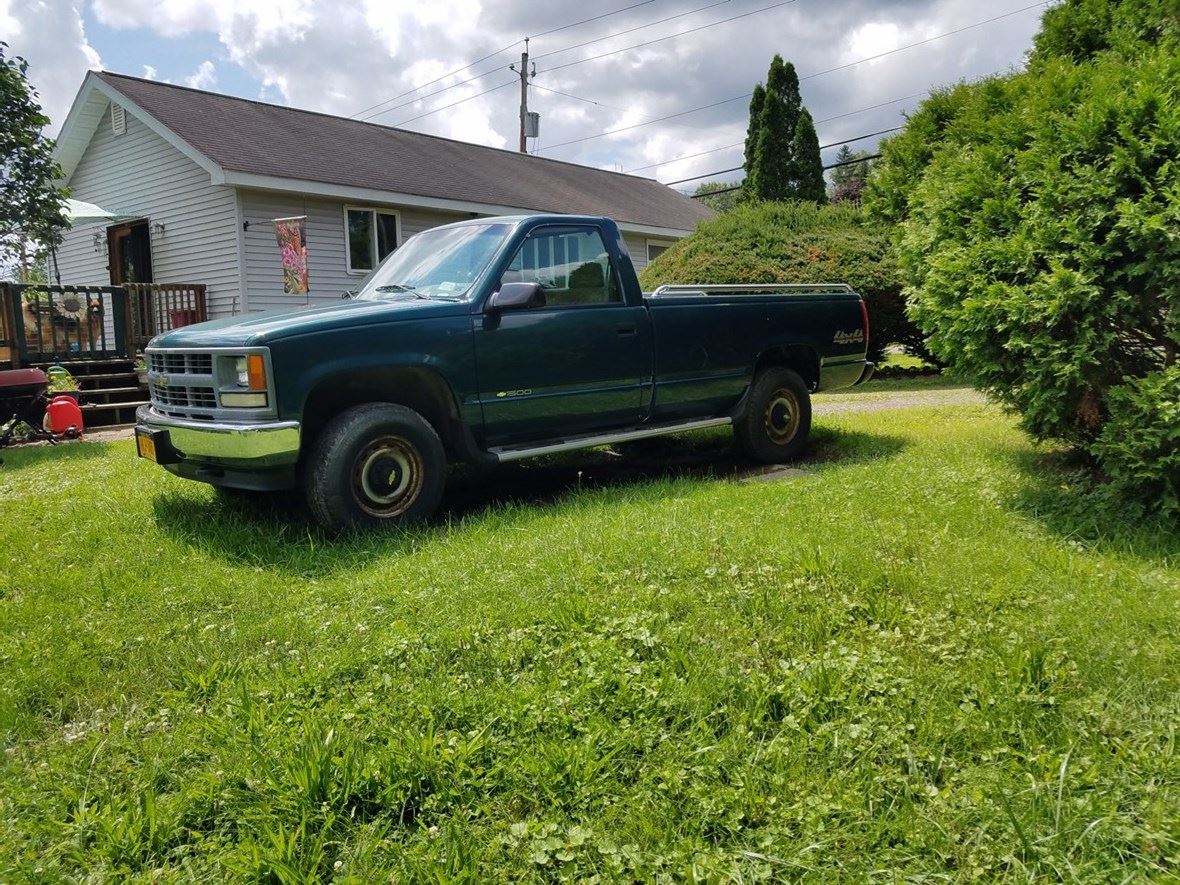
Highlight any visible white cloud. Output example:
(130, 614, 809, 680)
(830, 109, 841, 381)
(185, 60, 217, 89)
(2, 0, 101, 136)
(142, 64, 159, 80)
(5, 0, 1048, 177)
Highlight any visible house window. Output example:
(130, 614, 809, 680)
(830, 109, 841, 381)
(501, 227, 621, 307)
(646, 239, 674, 263)
(345, 207, 400, 274)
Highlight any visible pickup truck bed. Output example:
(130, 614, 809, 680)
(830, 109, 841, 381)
(134, 214, 872, 531)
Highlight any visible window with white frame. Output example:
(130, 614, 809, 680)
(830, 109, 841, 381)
(646, 239, 674, 263)
(345, 207, 400, 273)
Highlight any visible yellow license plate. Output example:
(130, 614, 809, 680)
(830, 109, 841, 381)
(136, 432, 157, 462)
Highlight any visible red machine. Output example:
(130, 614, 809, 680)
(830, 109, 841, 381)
(45, 395, 84, 435)
(0, 368, 84, 451)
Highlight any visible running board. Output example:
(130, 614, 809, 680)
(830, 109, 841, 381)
(489, 417, 732, 463)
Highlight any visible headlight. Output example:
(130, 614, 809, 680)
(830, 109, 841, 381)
(218, 352, 270, 408)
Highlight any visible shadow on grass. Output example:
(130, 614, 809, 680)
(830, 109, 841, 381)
(0, 440, 112, 471)
(149, 425, 907, 575)
(1006, 447, 1180, 564)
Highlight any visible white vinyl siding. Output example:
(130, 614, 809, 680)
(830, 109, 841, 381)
(622, 232, 652, 273)
(53, 103, 241, 317)
(238, 190, 467, 313)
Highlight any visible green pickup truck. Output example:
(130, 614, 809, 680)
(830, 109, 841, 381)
(135, 215, 873, 531)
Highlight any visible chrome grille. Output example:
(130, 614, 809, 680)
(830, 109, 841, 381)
(149, 352, 213, 375)
(150, 383, 217, 409)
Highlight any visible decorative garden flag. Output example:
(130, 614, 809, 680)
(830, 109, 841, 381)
(273, 216, 309, 294)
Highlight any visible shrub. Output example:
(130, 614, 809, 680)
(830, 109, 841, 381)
(1091, 366, 1180, 518)
(639, 201, 924, 363)
(864, 0, 1179, 513)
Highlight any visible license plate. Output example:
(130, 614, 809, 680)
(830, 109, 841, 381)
(136, 431, 157, 462)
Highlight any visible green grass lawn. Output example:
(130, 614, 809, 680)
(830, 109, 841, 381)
(1, 403, 1177, 881)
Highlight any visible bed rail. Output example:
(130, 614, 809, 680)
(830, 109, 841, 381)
(648, 283, 855, 298)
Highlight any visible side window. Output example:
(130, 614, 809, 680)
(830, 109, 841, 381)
(500, 227, 621, 307)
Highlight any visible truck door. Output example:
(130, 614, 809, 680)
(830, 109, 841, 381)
(474, 224, 650, 445)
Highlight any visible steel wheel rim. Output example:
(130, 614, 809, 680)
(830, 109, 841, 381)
(764, 388, 801, 445)
(351, 435, 424, 518)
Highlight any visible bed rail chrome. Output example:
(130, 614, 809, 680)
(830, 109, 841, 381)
(648, 283, 855, 297)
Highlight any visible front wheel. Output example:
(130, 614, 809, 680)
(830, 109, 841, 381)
(304, 403, 446, 532)
(735, 367, 812, 463)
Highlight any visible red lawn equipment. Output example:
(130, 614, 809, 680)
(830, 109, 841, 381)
(0, 368, 84, 456)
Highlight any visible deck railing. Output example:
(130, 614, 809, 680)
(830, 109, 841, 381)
(125, 283, 207, 350)
(0, 282, 208, 366)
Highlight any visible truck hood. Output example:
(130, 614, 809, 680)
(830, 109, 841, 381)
(149, 297, 471, 348)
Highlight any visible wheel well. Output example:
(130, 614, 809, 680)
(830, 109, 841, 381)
(301, 367, 462, 455)
(754, 345, 820, 391)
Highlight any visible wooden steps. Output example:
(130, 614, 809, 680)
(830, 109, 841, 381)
(30, 358, 147, 428)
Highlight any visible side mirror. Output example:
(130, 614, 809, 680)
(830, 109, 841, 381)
(488, 281, 544, 311)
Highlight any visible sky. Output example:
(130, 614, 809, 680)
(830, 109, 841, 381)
(1, 0, 1049, 192)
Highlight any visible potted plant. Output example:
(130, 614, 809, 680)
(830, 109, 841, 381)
(134, 353, 148, 385)
(46, 364, 81, 403)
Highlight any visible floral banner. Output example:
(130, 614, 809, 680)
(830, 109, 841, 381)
(274, 216, 309, 294)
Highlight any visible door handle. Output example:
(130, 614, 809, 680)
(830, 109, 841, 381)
(616, 323, 638, 337)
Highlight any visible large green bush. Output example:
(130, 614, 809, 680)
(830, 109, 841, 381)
(639, 201, 921, 363)
(864, 0, 1179, 514)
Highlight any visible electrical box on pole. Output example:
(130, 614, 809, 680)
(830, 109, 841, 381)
(510, 38, 536, 153)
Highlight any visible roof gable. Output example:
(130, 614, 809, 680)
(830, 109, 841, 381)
(58, 71, 711, 233)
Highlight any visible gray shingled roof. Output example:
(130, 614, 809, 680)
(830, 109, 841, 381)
(95, 72, 712, 232)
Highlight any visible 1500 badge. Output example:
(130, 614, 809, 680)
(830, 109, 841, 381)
(496, 389, 533, 398)
(833, 329, 865, 344)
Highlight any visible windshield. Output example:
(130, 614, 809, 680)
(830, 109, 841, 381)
(355, 222, 515, 301)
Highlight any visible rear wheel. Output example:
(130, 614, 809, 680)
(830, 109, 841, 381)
(304, 403, 446, 532)
(735, 367, 812, 463)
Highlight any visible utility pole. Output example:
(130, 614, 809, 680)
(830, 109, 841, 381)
(510, 38, 535, 153)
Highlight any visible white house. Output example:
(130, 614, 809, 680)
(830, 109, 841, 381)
(51, 72, 712, 320)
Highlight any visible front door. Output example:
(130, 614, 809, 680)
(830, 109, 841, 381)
(107, 220, 153, 284)
(474, 224, 650, 445)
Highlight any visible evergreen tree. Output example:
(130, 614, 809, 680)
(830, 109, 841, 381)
(829, 145, 872, 204)
(749, 55, 803, 200)
(791, 109, 826, 203)
(741, 83, 765, 188)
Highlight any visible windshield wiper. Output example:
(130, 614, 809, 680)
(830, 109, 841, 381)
(340, 288, 358, 300)
(374, 284, 418, 293)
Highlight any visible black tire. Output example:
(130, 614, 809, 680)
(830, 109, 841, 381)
(735, 367, 812, 463)
(304, 403, 446, 532)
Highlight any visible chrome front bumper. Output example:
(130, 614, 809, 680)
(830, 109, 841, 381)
(135, 404, 300, 467)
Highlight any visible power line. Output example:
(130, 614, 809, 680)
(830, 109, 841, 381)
(531, 83, 626, 111)
(351, 41, 519, 119)
(353, 0, 666, 122)
(544, 0, 799, 74)
(536, 0, 1047, 154)
(362, 68, 506, 122)
(661, 127, 903, 185)
(533, 0, 733, 62)
(690, 153, 883, 198)
(532, 0, 663, 39)
(395, 80, 518, 126)
(625, 92, 923, 172)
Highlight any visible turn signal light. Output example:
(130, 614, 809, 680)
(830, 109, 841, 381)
(246, 353, 267, 390)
